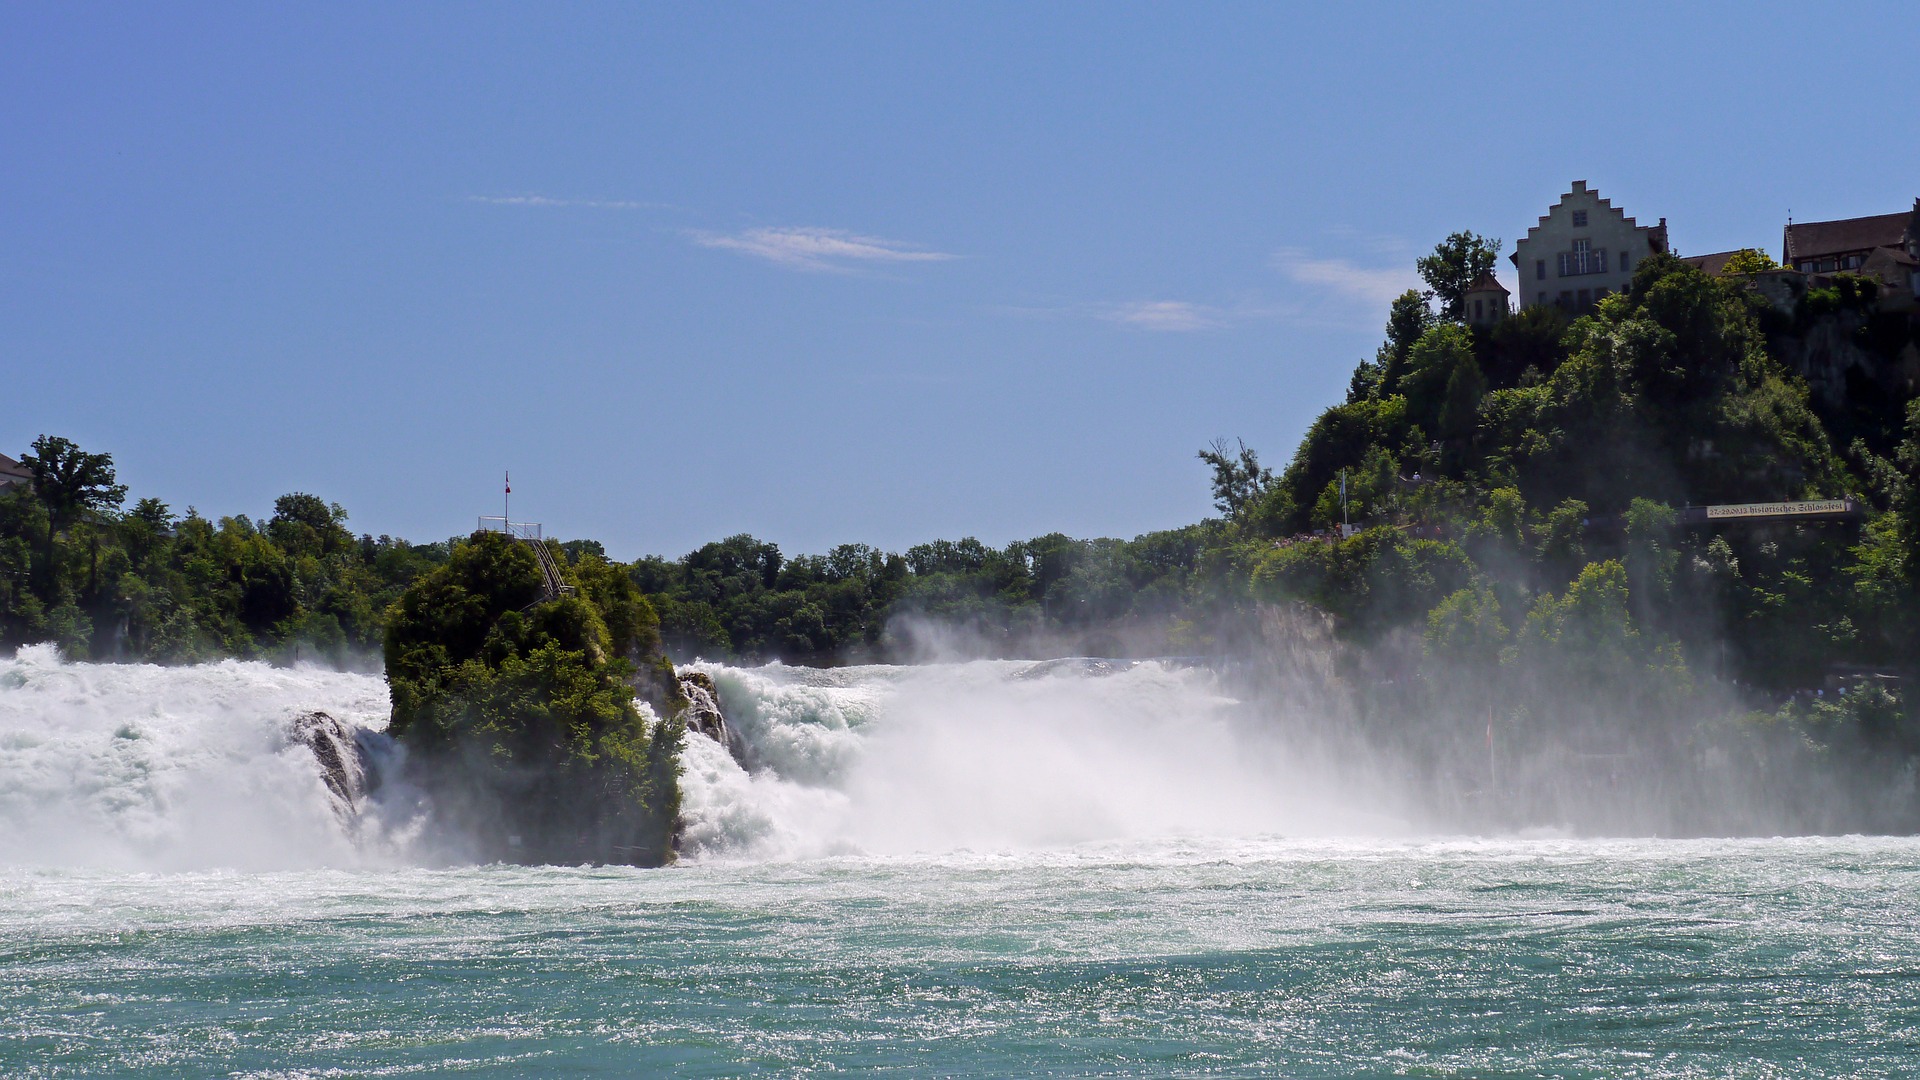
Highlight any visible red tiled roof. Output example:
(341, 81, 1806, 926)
(1784, 212, 1910, 262)
(1681, 251, 1742, 276)
(1463, 271, 1509, 295)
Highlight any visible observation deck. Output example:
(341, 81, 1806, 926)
(478, 516, 574, 602)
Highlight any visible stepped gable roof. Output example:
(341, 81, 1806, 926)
(1681, 250, 1742, 276)
(1784, 211, 1910, 262)
(1464, 271, 1509, 295)
(1509, 180, 1667, 265)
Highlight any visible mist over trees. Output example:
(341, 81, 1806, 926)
(5, 231, 1920, 833)
(383, 531, 683, 865)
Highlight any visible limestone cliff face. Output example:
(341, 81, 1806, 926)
(1744, 272, 1920, 419)
(1771, 307, 1920, 414)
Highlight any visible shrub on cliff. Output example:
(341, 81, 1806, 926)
(383, 531, 682, 866)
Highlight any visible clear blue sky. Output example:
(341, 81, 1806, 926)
(4, 3, 1913, 559)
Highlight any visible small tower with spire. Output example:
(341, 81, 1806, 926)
(1463, 271, 1511, 327)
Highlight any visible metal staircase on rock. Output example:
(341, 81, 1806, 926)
(479, 517, 575, 603)
(527, 535, 574, 602)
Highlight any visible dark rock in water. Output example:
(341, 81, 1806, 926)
(288, 711, 372, 825)
(678, 671, 748, 767)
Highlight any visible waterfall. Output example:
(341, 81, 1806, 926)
(677, 670, 748, 766)
(286, 710, 399, 832)
(0, 644, 1400, 872)
(0, 644, 396, 870)
(674, 658, 1399, 861)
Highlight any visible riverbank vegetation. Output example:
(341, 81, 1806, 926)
(0, 442, 449, 666)
(7, 241, 1918, 831)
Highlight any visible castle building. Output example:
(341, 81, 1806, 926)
(1510, 180, 1669, 313)
(1463, 272, 1510, 327)
(1783, 200, 1920, 310)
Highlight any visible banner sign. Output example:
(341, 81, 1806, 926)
(1704, 500, 1851, 520)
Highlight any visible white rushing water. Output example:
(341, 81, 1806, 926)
(0, 647, 1394, 870)
(0, 645, 395, 871)
(674, 659, 1399, 861)
(9, 649, 1920, 1076)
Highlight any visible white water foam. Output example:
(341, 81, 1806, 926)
(676, 659, 1400, 861)
(1, 647, 1396, 872)
(0, 644, 393, 871)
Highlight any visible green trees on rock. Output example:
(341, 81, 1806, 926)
(383, 530, 683, 867)
(1197, 438, 1272, 521)
(1199, 227, 1920, 816)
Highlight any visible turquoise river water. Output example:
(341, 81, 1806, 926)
(2, 647, 1917, 1077)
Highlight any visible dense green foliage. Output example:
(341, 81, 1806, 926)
(383, 531, 683, 865)
(7, 232, 1918, 834)
(1250, 253, 1918, 685)
(0, 451, 451, 664)
(1227, 249, 1920, 827)
(630, 526, 1233, 662)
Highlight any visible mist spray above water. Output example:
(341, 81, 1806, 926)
(0, 642, 1403, 869)
(675, 659, 1403, 860)
(0, 645, 398, 871)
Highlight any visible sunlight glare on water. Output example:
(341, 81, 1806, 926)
(3, 651, 1919, 1077)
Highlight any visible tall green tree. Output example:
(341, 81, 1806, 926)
(1416, 231, 1502, 320)
(1363, 288, 1438, 400)
(1197, 438, 1272, 521)
(17, 435, 127, 588)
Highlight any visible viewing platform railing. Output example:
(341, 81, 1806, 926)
(478, 516, 542, 540)
(477, 517, 573, 600)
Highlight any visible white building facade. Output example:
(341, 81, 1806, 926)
(1510, 180, 1669, 312)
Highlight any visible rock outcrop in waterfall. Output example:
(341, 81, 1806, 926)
(381, 531, 684, 867)
(288, 710, 374, 826)
(677, 670, 747, 767)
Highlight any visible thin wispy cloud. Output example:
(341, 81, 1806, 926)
(1318, 225, 1416, 259)
(1100, 300, 1224, 332)
(467, 194, 666, 210)
(1271, 247, 1420, 307)
(691, 226, 958, 273)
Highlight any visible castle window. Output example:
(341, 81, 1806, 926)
(1572, 210, 1588, 227)
(1557, 239, 1608, 277)
(1473, 299, 1483, 320)
(1536, 259, 1546, 280)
